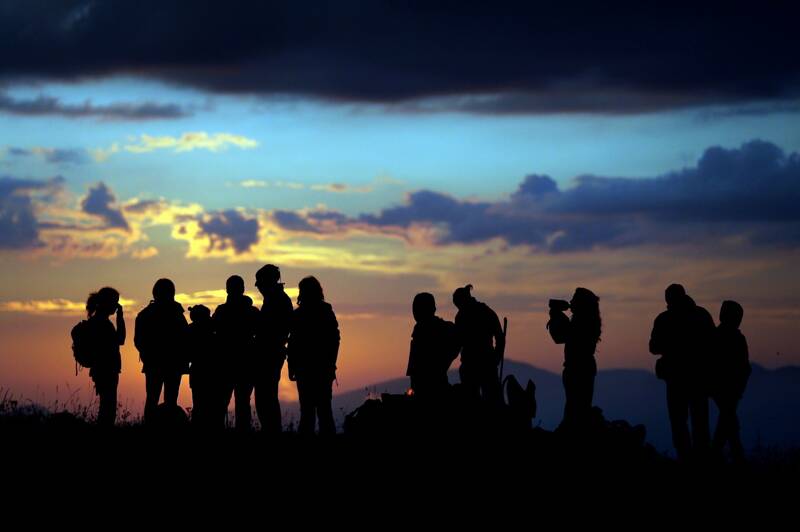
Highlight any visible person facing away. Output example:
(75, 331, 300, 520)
(212, 275, 260, 431)
(187, 304, 224, 430)
(452, 284, 504, 404)
(253, 264, 293, 434)
(406, 292, 460, 401)
(134, 278, 189, 423)
(85, 287, 125, 427)
(547, 288, 601, 433)
(649, 283, 716, 462)
(287, 276, 340, 436)
(710, 300, 751, 463)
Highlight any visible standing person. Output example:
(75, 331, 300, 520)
(83, 287, 126, 427)
(711, 300, 751, 463)
(547, 288, 602, 433)
(406, 292, 460, 401)
(187, 304, 223, 430)
(134, 278, 189, 423)
(287, 276, 340, 436)
(213, 275, 260, 431)
(649, 284, 716, 462)
(452, 285, 504, 404)
(253, 264, 293, 434)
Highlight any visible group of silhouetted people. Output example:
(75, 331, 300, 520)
(78, 274, 751, 461)
(80, 265, 340, 435)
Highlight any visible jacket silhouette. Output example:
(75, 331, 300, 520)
(710, 300, 751, 462)
(253, 264, 294, 434)
(134, 278, 189, 423)
(287, 276, 340, 435)
(406, 292, 459, 400)
(548, 287, 601, 432)
(452, 285, 504, 404)
(213, 275, 260, 431)
(84, 287, 125, 427)
(187, 304, 224, 430)
(649, 284, 716, 461)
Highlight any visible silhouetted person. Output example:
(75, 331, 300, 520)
(253, 264, 293, 434)
(452, 285, 504, 404)
(135, 278, 189, 424)
(547, 288, 601, 433)
(187, 304, 224, 430)
(649, 284, 716, 462)
(287, 276, 340, 435)
(406, 292, 459, 401)
(711, 300, 751, 463)
(213, 275, 260, 431)
(84, 287, 125, 427)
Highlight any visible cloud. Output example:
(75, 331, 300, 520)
(81, 182, 129, 230)
(198, 209, 260, 253)
(6, 146, 88, 165)
(310, 183, 374, 194)
(89, 143, 119, 163)
(0, 297, 135, 315)
(0, 175, 63, 249)
(236, 179, 379, 193)
(0, 2, 797, 114)
(0, 92, 190, 120)
(274, 140, 800, 252)
(123, 132, 258, 154)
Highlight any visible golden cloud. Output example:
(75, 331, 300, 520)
(124, 132, 258, 154)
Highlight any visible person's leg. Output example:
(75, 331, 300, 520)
(163, 373, 182, 407)
(480, 362, 502, 407)
(144, 372, 164, 423)
(459, 364, 481, 401)
(234, 380, 254, 431)
(689, 388, 710, 460)
(297, 379, 316, 435)
(712, 396, 727, 455)
(666, 381, 691, 461)
(561, 369, 576, 430)
(729, 399, 745, 463)
(317, 377, 335, 436)
(95, 374, 119, 427)
(255, 358, 283, 434)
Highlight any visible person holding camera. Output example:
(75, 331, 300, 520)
(547, 288, 601, 433)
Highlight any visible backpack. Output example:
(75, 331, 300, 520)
(71, 320, 95, 373)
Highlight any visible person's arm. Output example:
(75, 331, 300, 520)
(491, 310, 505, 362)
(648, 315, 664, 355)
(547, 310, 570, 345)
(115, 304, 126, 345)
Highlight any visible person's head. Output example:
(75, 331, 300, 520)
(189, 304, 211, 324)
(665, 283, 687, 309)
(452, 284, 475, 310)
(87, 286, 120, 318)
(570, 287, 601, 341)
(412, 292, 436, 323)
(152, 278, 176, 303)
(255, 264, 282, 296)
(720, 300, 744, 328)
(297, 276, 324, 305)
(226, 275, 245, 296)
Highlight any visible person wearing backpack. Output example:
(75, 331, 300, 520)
(78, 287, 125, 427)
(134, 278, 189, 424)
(406, 292, 460, 402)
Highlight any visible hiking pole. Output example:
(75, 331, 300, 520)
(499, 317, 508, 381)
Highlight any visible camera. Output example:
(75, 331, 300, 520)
(549, 299, 570, 312)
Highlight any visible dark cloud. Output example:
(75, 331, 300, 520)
(277, 140, 800, 251)
(199, 210, 259, 253)
(0, 92, 190, 120)
(0, 176, 63, 249)
(273, 210, 320, 233)
(123, 199, 165, 214)
(0, 1, 797, 114)
(81, 182, 129, 230)
(7, 146, 88, 165)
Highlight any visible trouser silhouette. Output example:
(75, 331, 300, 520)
(666, 380, 709, 461)
(561, 368, 595, 430)
(297, 375, 335, 435)
(712, 395, 745, 461)
(253, 357, 284, 434)
(93, 373, 119, 427)
(459, 361, 501, 404)
(145, 371, 182, 422)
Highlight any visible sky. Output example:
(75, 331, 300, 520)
(1, 1, 799, 413)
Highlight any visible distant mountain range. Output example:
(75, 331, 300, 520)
(301, 360, 800, 453)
